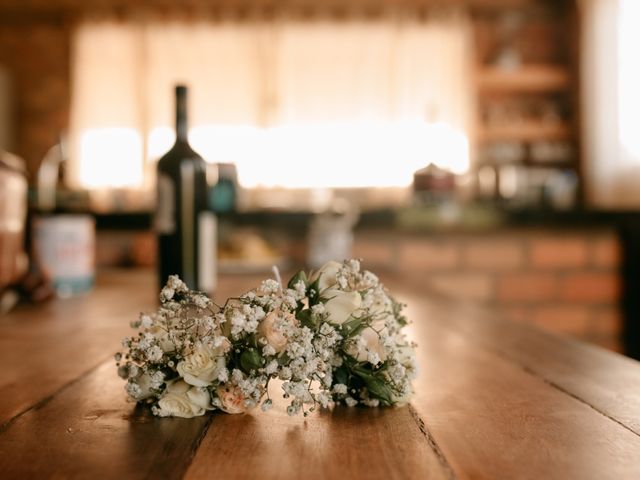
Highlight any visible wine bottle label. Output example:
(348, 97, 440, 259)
(198, 211, 217, 293)
(181, 163, 195, 288)
(155, 174, 175, 234)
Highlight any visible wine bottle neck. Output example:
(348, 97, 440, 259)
(175, 87, 188, 142)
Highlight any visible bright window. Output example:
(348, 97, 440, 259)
(618, 0, 640, 159)
(582, 0, 640, 208)
(69, 18, 472, 196)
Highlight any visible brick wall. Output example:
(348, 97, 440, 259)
(0, 14, 70, 175)
(94, 226, 622, 351)
(353, 229, 622, 351)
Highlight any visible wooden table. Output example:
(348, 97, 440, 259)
(1, 269, 639, 479)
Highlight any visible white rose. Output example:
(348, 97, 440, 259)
(348, 327, 388, 363)
(312, 261, 342, 292)
(186, 386, 214, 411)
(156, 380, 212, 418)
(177, 343, 229, 387)
(216, 385, 251, 414)
(259, 310, 293, 353)
(323, 288, 362, 325)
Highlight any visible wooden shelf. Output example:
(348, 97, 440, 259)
(477, 65, 571, 92)
(478, 122, 572, 142)
(477, 159, 576, 170)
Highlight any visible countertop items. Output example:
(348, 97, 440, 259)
(0, 269, 639, 479)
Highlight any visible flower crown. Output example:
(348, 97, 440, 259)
(116, 259, 417, 418)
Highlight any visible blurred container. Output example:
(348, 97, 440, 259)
(208, 162, 237, 214)
(34, 140, 95, 297)
(530, 141, 574, 164)
(0, 151, 28, 292)
(413, 164, 456, 204)
(307, 199, 358, 269)
(32, 215, 95, 297)
(544, 170, 578, 210)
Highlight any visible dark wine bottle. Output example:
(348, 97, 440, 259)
(155, 85, 216, 293)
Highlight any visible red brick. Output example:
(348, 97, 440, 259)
(399, 239, 461, 272)
(465, 241, 524, 270)
(591, 236, 621, 269)
(500, 306, 530, 323)
(0, 22, 69, 175)
(530, 237, 588, 269)
(287, 239, 307, 265)
(560, 273, 621, 303)
(95, 232, 130, 267)
(426, 273, 494, 302)
(531, 306, 591, 336)
(496, 273, 558, 302)
(131, 232, 157, 268)
(589, 308, 623, 338)
(352, 239, 393, 269)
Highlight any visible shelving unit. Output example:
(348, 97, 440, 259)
(477, 121, 572, 143)
(471, 1, 581, 209)
(477, 65, 571, 92)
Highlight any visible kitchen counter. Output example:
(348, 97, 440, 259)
(1, 269, 639, 479)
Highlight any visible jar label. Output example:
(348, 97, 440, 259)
(155, 174, 175, 234)
(198, 211, 217, 293)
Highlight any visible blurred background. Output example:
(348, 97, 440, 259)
(1, 0, 639, 357)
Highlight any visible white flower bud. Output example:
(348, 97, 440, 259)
(323, 289, 361, 325)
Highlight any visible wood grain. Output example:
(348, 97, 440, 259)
(1, 269, 640, 479)
(402, 289, 640, 436)
(0, 362, 211, 480)
(0, 269, 266, 426)
(0, 270, 155, 425)
(185, 383, 452, 480)
(402, 295, 640, 480)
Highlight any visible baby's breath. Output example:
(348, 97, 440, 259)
(115, 260, 417, 418)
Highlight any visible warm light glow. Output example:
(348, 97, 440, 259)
(79, 128, 143, 188)
(148, 127, 175, 160)
(190, 121, 469, 189)
(618, 0, 640, 158)
(84, 121, 469, 190)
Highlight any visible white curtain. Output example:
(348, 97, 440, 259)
(69, 16, 472, 192)
(69, 23, 146, 189)
(581, 0, 640, 209)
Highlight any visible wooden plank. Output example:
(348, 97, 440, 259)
(0, 269, 264, 425)
(401, 296, 640, 479)
(0, 362, 211, 480)
(2, 270, 640, 478)
(185, 384, 452, 480)
(0, 270, 157, 425)
(402, 289, 640, 437)
(0, 273, 451, 480)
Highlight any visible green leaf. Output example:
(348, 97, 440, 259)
(340, 317, 365, 338)
(296, 308, 317, 329)
(277, 352, 291, 366)
(334, 366, 350, 386)
(287, 270, 308, 290)
(351, 364, 375, 379)
(246, 333, 259, 349)
(308, 278, 320, 303)
(361, 376, 395, 405)
(240, 349, 263, 373)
